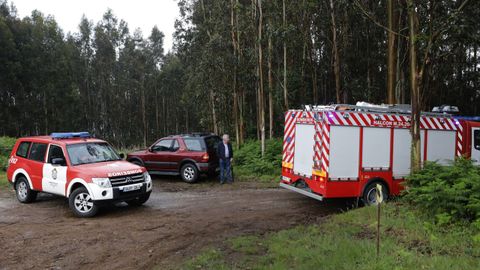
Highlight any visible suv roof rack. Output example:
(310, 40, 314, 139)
(168, 132, 216, 138)
(51, 132, 92, 139)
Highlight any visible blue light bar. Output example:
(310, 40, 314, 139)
(50, 132, 91, 139)
(454, 116, 480, 122)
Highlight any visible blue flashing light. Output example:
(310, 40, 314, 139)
(454, 116, 480, 122)
(50, 132, 91, 139)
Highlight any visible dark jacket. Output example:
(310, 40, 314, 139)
(217, 142, 233, 160)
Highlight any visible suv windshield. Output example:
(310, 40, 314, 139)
(67, 142, 121, 166)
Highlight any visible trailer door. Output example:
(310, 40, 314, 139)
(293, 124, 316, 177)
(472, 128, 480, 164)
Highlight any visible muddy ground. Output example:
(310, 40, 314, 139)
(0, 177, 352, 270)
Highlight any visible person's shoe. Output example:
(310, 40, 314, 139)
(220, 181, 225, 185)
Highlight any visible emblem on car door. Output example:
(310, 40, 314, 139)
(52, 168, 57, 180)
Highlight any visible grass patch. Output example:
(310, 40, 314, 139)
(183, 248, 228, 270)
(182, 203, 480, 269)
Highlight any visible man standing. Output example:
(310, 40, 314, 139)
(217, 134, 233, 184)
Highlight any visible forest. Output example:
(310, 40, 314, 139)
(0, 0, 479, 148)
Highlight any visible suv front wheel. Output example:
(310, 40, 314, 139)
(69, 187, 99, 217)
(180, 163, 199, 183)
(15, 177, 37, 203)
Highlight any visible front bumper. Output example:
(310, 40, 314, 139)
(89, 179, 153, 202)
(94, 185, 151, 205)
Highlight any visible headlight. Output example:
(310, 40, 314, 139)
(144, 172, 152, 183)
(92, 178, 111, 188)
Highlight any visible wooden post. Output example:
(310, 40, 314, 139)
(376, 184, 383, 258)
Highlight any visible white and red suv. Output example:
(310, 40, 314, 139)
(6, 132, 153, 217)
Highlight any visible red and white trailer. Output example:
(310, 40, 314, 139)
(280, 104, 480, 204)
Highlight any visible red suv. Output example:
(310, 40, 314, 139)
(127, 133, 221, 183)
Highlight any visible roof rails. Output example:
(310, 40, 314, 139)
(303, 102, 451, 117)
(50, 132, 92, 139)
(168, 132, 216, 138)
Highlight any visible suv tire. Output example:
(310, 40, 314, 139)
(126, 192, 151, 206)
(15, 177, 37, 203)
(180, 163, 199, 183)
(69, 187, 99, 218)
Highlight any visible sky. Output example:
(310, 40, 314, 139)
(10, 0, 179, 52)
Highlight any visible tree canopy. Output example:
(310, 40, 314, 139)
(0, 0, 478, 147)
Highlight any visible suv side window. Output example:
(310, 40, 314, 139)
(48, 145, 67, 165)
(153, 139, 173, 152)
(184, 138, 205, 151)
(16, 141, 31, 158)
(28, 143, 48, 162)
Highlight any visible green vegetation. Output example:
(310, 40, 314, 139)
(0, 137, 16, 171)
(234, 139, 282, 183)
(404, 159, 480, 226)
(0, 137, 15, 188)
(183, 203, 480, 270)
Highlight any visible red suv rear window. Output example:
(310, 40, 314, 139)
(16, 141, 31, 158)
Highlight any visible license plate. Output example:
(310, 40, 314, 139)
(121, 183, 142, 192)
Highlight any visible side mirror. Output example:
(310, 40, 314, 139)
(52, 158, 66, 166)
(119, 153, 125, 159)
(148, 147, 154, 152)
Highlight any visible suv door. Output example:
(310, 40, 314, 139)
(144, 139, 174, 172)
(42, 144, 68, 196)
(167, 139, 183, 171)
(27, 142, 48, 190)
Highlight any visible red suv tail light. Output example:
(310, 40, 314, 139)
(201, 153, 209, 161)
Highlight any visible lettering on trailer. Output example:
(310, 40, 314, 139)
(371, 119, 411, 128)
(296, 112, 315, 124)
(107, 169, 143, 178)
(296, 117, 314, 124)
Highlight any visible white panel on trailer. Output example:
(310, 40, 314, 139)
(329, 126, 360, 178)
(392, 129, 411, 177)
(426, 130, 456, 165)
(362, 127, 390, 168)
(293, 124, 316, 177)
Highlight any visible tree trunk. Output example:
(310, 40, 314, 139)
(387, 0, 397, 104)
(283, 0, 288, 110)
(231, 0, 240, 147)
(329, 0, 342, 104)
(155, 87, 159, 135)
(407, 0, 421, 173)
(268, 18, 274, 139)
(141, 85, 147, 147)
(210, 87, 219, 135)
(257, 0, 265, 156)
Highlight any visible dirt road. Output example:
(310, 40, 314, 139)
(0, 177, 350, 270)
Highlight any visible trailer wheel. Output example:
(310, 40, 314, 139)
(362, 181, 388, 206)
